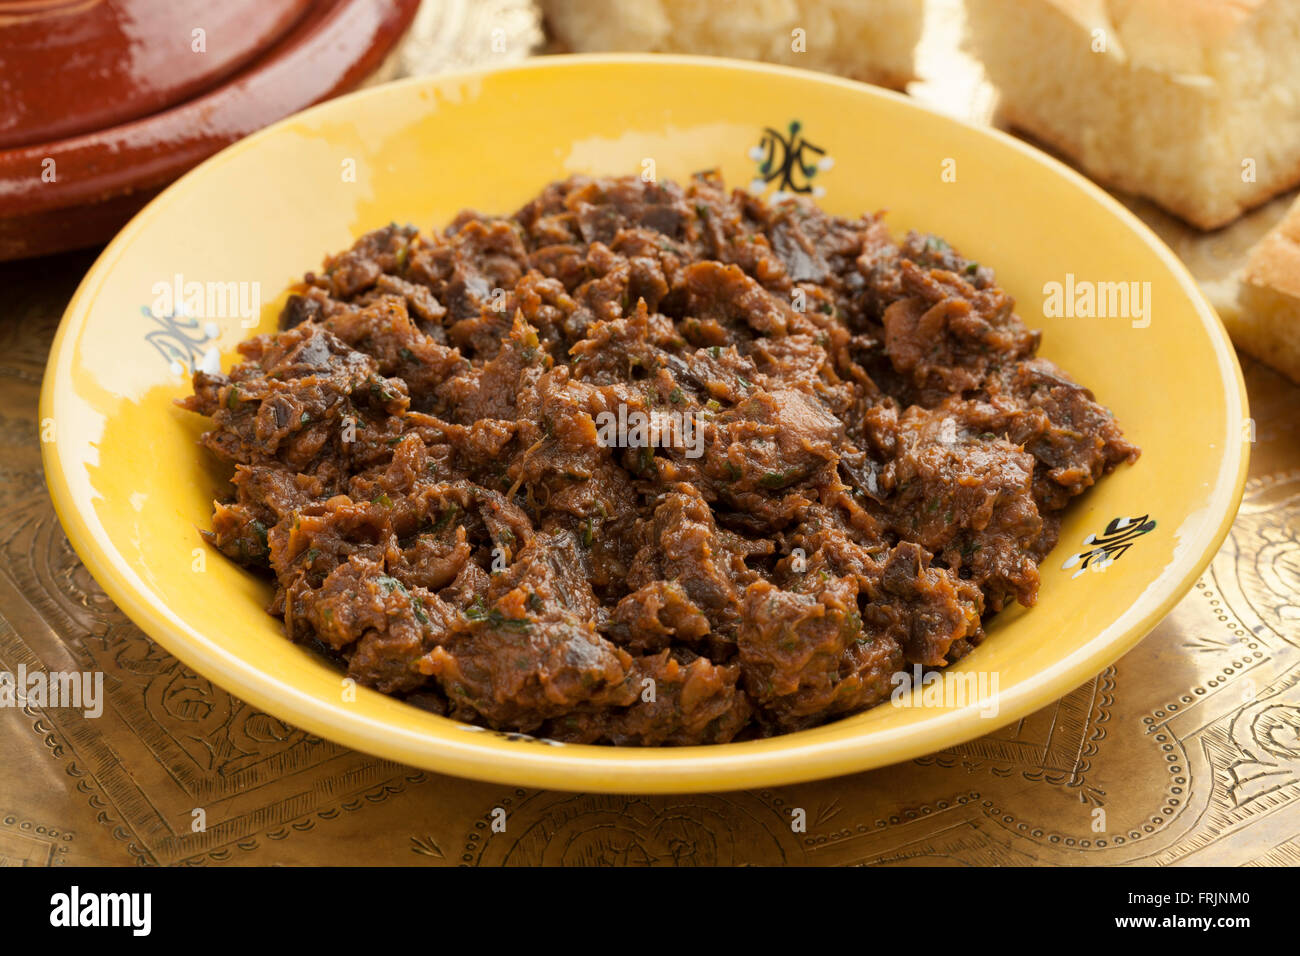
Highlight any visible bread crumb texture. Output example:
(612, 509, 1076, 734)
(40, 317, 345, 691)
(965, 0, 1300, 229)
(1235, 194, 1300, 383)
(540, 0, 924, 88)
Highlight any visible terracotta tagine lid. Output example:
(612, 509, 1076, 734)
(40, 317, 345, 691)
(0, 0, 421, 260)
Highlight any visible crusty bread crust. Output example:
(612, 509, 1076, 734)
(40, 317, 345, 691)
(999, 105, 1300, 231)
(541, 0, 922, 89)
(968, 0, 1300, 230)
(1232, 194, 1300, 383)
(1044, 0, 1267, 75)
(1244, 195, 1300, 298)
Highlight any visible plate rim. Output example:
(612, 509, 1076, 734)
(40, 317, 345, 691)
(39, 53, 1251, 793)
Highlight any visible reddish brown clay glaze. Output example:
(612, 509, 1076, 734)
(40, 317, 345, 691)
(0, 0, 420, 260)
(0, 0, 315, 150)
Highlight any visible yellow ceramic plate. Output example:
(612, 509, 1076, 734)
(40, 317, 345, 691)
(41, 56, 1249, 793)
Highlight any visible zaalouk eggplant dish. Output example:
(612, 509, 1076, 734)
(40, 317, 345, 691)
(181, 173, 1138, 745)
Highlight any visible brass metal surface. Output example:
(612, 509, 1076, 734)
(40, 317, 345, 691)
(0, 0, 1297, 866)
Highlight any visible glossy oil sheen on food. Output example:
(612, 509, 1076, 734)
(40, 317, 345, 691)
(179, 172, 1138, 745)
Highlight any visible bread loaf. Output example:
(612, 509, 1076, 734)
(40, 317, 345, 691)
(965, 0, 1300, 230)
(541, 0, 924, 88)
(1230, 194, 1300, 383)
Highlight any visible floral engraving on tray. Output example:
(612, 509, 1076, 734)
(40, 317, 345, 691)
(1062, 514, 1157, 579)
(1227, 699, 1300, 806)
(465, 791, 799, 866)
